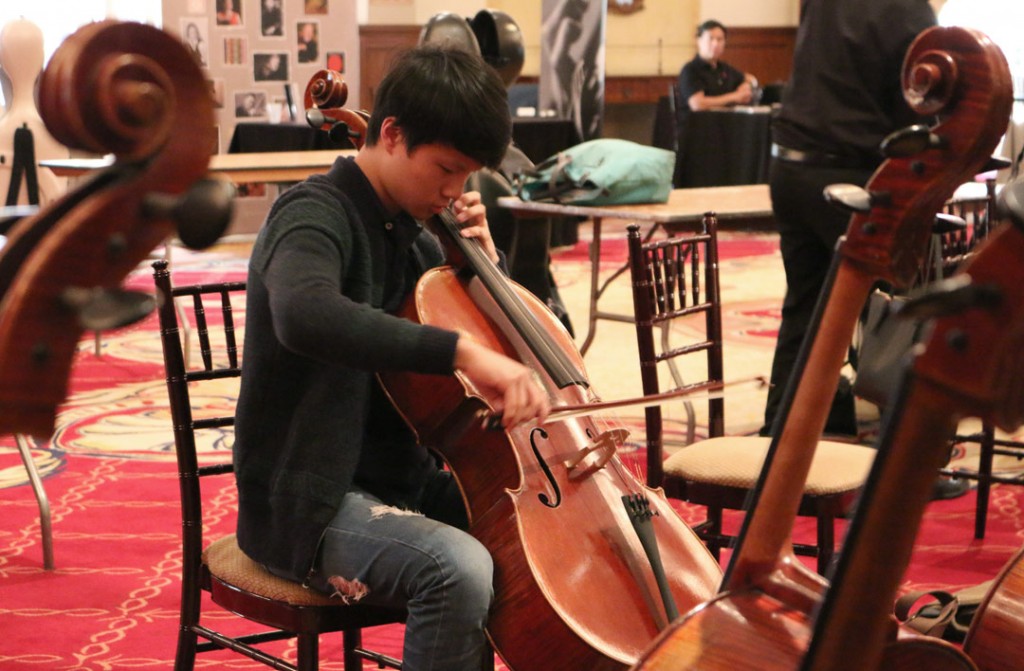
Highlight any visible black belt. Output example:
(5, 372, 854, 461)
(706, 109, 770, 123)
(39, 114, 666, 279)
(771, 143, 877, 170)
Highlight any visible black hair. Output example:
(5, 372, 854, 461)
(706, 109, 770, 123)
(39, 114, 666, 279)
(696, 19, 727, 37)
(365, 46, 511, 169)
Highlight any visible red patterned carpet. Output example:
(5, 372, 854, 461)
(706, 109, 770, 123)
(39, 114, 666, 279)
(2, 231, 1024, 669)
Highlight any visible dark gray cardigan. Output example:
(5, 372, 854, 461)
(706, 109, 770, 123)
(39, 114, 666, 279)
(233, 157, 459, 584)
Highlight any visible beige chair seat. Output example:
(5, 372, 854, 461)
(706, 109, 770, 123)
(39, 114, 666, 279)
(204, 535, 336, 607)
(664, 436, 875, 495)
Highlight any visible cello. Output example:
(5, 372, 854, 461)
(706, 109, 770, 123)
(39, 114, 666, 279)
(631, 25, 1013, 671)
(302, 70, 723, 669)
(0, 20, 232, 436)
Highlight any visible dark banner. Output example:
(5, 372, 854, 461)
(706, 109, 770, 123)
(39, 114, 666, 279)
(538, 0, 606, 141)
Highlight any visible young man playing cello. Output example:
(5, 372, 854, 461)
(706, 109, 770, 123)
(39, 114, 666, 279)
(233, 46, 550, 670)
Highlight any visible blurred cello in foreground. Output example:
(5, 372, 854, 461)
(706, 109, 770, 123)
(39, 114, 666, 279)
(0, 20, 232, 436)
(633, 25, 1013, 671)
(304, 70, 724, 670)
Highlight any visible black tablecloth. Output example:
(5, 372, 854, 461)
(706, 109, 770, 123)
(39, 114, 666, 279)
(510, 117, 579, 164)
(675, 108, 773, 188)
(228, 122, 352, 153)
(228, 119, 579, 165)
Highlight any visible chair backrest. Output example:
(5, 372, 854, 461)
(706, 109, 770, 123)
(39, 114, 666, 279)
(152, 258, 245, 593)
(911, 179, 997, 287)
(627, 214, 723, 485)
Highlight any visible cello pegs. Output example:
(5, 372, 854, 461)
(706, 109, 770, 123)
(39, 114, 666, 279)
(880, 124, 947, 158)
(142, 177, 235, 250)
(979, 155, 1012, 173)
(822, 183, 891, 214)
(932, 212, 967, 234)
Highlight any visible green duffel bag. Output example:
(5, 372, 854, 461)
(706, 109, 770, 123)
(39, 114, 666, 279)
(514, 138, 675, 206)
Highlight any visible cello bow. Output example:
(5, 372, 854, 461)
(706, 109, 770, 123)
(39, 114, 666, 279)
(0, 20, 231, 436)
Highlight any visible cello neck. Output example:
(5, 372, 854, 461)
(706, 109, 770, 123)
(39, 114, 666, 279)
(432, 207, 589, 390)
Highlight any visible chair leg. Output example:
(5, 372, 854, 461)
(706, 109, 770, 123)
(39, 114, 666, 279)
(15, 434, 53, 570)
(816, 511, 835, 576)
(297, 633, 319, 671)
(342, 628, 361, 671)
(975, 424, 996, 539)
(173, 628, 198, 671)
(706, 506, 723, 561)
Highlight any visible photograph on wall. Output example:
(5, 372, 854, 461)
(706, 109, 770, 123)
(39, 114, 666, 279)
(234, 91, 267, 118)
(297, 21, 319, 63)
(206, 78, 225, 108)
(254, 52, 289, 82)
(215, 0, 243, 26)
(224, 36, 247, 65)
(261, 0, 284, 37)
(326, 51, 345, 74)
(180, 19, 209, 67)
(304, 0, 328, 14)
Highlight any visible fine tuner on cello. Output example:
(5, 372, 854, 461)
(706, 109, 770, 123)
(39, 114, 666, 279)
(0, 21, 233, 436)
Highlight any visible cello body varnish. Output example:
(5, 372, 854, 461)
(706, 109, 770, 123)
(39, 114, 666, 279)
(379, 213, 721, 670)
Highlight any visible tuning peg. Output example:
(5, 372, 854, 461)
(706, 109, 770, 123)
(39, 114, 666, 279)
(305, 107, 327, 129)
(979, 155, 1012, 173)
(997, 175, 1024, 229)
(880, 124, 946, 158)
(61, 286, 156, 331)
(932, 212, 967, 234)
(822, 183, 891, 214)
(142, 177, 235, 250)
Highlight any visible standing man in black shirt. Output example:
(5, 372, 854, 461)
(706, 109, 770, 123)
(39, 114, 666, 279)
(677, 19, 757, 112)
(761, 0, 936, 439)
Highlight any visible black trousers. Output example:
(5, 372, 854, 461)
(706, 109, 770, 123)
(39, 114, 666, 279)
(762, 157, 875, 436)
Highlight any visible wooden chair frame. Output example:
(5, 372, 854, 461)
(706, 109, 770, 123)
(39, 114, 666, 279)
(153, 259, 404, 671)
(627, 216, 868, 574)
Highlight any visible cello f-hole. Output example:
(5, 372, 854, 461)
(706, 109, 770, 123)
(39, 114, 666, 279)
(530, 427, 562, 508)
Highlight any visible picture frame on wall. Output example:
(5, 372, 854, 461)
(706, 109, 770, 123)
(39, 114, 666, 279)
(326, 51, 345, 74)
(254, 52, 289, 82)
(297, 21, 319, 63)
(216, 0, 243, 26)
(224, 36, 247, 66)
(304, 0, 328, 15)
(261, 0, 284, 37)
(234, 90, 267, 118)
(206, 78, 225, 108)
(180, 19, 209, 67)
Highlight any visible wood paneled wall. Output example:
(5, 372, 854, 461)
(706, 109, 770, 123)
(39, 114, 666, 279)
(724, 27, 797, 86)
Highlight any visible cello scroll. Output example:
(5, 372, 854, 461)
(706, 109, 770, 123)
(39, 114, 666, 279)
(0, 21, 232, 436)
(304, 69, 369, 149)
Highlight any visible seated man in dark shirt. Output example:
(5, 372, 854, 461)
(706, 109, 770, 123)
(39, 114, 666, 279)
(677, 19, 757, 112)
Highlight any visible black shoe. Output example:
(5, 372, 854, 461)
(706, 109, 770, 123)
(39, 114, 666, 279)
(931, 477, 971, 501)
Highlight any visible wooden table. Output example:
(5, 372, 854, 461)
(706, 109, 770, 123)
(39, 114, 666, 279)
(498, 184, 773, 354)
(43, 149, 353, 184)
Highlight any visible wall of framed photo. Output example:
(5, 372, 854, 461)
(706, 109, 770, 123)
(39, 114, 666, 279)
(163, 0, 360, 157)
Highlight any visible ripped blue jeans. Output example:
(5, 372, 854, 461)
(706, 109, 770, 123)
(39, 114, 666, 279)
(310, 473, 494, 671)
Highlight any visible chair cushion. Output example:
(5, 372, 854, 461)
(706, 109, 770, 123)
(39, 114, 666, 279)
(204, 534, 337, 607)
(663, 436, 875, 495)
